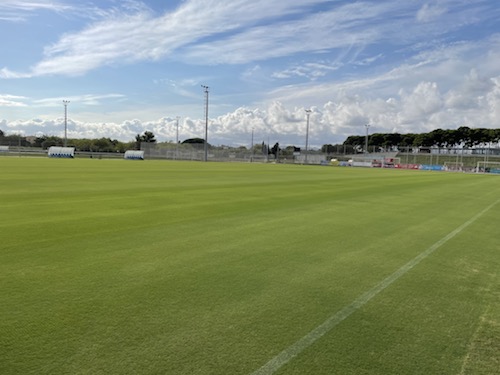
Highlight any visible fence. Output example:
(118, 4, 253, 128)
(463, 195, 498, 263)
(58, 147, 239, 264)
(2, 142, 500, 168)
(141, 143, 270, 163)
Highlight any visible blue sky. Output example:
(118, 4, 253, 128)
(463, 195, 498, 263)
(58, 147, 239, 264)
(1, 0, 500, 148)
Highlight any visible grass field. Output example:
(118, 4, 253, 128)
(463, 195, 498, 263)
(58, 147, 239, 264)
(1, 157, 499, 374)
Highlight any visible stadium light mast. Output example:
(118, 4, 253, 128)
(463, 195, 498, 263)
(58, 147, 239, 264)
(63, 100, 70, 147)
(175, 116, 180, 159)
(251, 127, 254, 162)
(365, 124, 370, 153)
(201, 85, 209, 162)
(305, 109, 312, 164)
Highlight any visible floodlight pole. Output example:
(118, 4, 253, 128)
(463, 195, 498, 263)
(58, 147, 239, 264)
(201, 85, 209, 162)
(305, 109, 312, 164)
(251, 127, 254, 162)
(365, 124, 370, 153)
(175, 116, 180, 159)
(63, 100, 70, 147)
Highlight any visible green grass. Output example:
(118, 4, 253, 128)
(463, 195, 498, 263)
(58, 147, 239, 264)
(1, 158, 499, 374)
(395, 152, 500, 168)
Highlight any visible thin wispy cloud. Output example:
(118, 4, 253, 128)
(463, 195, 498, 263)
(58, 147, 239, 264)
(416, 3, 447, 23)
(2, 1, 497, 77)
(1, 0, 331, 77)
(0, 94, 27, 107)
(0, 0, 71, 19)
(33, 94, 126, 107)
(272, 61, 342, 80)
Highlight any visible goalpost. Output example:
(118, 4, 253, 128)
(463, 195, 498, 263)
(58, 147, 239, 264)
(348, 156, 402, 168)
(381, 157, 401, 168)
(476, 161, 500, 174)
(444, 162, 464, 172)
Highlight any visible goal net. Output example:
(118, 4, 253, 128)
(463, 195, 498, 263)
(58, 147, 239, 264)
(382, 157, 401, 167)
(444, 162, 464, 172)
(476, 161, 500, 174)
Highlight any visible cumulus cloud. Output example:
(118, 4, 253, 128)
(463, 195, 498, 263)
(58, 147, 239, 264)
(3, 37, 500, 148)
(2, 74, 499, 147)
(1, 80, 493, 144)
(2, 1, 500, 149)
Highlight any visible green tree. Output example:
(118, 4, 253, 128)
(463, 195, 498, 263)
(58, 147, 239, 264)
(321, 144, 332, 154)
(470, 128, 490, 147)
(39, 136, 62, 149)
(343, 135, 365, 147)
(182, 138, 205, 144)
(135, 131, 157, 149)
(413, 133, 434, 148)
(456, 126, 472, 147)
(92, 138, 115, 152)
(429, 128, 449, 147)
(384, 133, 402, 148)
(72, 138, 94, 151)
(270, 142, 280, 159)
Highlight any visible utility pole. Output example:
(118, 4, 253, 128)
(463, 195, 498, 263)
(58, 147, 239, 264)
(365, 124, 370, 153)
(63, 100, 70, 147)
(305, 109, 312, 164)
(251, 127, 254, 162)
(201, 85, 209, 162)
(175, 116, 180, 160)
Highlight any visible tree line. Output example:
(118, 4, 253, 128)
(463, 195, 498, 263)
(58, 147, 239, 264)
(0, 130, 157, 152)
(342, 127, 500, 149)
(2, 126, 500, 154)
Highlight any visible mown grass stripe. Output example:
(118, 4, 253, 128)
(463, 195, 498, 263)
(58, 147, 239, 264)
(250, 197, 500, 375)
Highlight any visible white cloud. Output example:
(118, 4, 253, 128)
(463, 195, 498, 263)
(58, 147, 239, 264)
(0, 0, 150, 23)
(0, 67, 30, 79)
(155, 78, 205, 100)
(416, 3, 447, 23)
(0, 94, 27, 107)
(180, 2, 393, 65)
(1, 0, 333, 78)
(355, 54, 384, 66)
(399, 82, 443, 123)
(272, 61, 342, 80)
(2, 73, 500, 147)
(33, 94, 126, 107)
(2, 0, 498, 79)
(0, 0, 71, 22)
(5, 29, 499, 147)
(2, 1, 500, 149)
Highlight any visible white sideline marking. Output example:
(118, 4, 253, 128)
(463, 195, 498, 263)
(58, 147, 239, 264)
(251, 199, 500, 375)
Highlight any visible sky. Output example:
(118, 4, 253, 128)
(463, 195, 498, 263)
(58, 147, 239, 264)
(1, 0, 500, 148)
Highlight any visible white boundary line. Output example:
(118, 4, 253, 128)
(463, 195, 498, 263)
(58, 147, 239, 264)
(251, 198, 500, 375)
